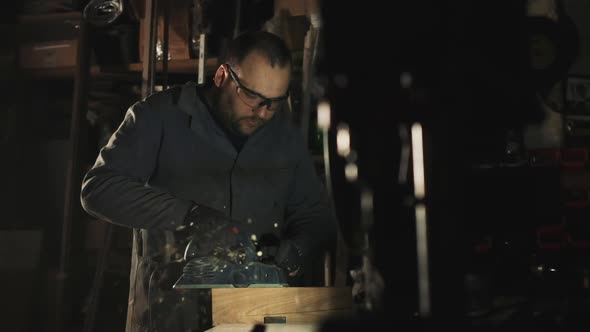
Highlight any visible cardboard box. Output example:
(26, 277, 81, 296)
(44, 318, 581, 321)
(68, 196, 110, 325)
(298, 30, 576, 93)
(274, 0, 319, 17)
(139, 0, 191, 62)
(16, 12, 81, 69)
(18, 39, 78, 68)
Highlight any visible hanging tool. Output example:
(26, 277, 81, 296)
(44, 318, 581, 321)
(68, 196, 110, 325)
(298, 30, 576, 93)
(83, 0, 124, 27)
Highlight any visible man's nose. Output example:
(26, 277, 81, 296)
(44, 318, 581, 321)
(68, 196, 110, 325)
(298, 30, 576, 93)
(252, 104, 270, 119)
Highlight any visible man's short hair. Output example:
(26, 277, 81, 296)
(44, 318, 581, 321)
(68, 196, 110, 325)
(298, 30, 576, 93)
(222, 30, 292, 69)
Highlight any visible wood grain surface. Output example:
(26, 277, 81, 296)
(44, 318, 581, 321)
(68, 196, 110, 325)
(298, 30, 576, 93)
(212, 287, 353, 325)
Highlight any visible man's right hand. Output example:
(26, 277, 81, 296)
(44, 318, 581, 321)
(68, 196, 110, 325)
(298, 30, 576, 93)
(179, 204, 255, 264)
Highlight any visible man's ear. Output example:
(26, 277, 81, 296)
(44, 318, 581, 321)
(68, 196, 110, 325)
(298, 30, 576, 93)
(214, 65, 227, 87)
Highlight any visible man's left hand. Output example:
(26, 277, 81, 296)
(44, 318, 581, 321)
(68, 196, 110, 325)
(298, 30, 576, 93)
(275, 240, 303, 276)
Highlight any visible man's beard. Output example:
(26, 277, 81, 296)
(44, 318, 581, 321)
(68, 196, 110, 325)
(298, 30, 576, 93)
(231, 117, 264, 136)
(214, 90, 267, 137)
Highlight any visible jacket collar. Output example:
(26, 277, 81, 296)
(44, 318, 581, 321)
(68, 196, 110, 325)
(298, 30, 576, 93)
(175, 81, 291, 155)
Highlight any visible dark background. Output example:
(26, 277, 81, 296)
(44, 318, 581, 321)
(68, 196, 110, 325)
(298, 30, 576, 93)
(1, 0, 589, 331)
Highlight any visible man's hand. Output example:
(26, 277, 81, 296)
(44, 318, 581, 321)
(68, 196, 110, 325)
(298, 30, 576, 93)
(179, 204, 255, 264)
(350, 258, 385, 310)
(275, 240, 303, 277)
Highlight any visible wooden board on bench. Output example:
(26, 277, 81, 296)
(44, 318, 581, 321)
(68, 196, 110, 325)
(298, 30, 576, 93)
(211, 287, 352, 326)
(206, 323, 318, 332)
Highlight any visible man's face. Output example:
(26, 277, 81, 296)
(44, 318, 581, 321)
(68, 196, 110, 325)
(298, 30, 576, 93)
(215, 51, 290, 136)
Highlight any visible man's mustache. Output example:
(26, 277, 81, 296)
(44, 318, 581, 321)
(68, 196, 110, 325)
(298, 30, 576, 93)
(240, 117, 265, 126)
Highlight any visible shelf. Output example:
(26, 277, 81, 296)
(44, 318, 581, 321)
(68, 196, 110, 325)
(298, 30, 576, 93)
(20, 66, 77, 79)
(122, 58, 219, 74)
(93, 57, 219, 80)
(5, 58, 219, 81)
(18, 11, 82, 23)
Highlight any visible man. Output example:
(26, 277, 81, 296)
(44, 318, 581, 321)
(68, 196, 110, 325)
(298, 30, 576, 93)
(80, 31, 337, 332)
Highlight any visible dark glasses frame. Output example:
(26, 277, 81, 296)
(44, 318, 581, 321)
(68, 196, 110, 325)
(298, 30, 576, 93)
(225, 63, 290, 111)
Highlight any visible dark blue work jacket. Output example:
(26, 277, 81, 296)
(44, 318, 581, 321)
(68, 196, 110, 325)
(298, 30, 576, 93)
(80, 81, 337, 331)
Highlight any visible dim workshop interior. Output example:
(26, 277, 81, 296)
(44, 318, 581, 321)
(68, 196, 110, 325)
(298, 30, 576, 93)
(1, 0, 590, 331)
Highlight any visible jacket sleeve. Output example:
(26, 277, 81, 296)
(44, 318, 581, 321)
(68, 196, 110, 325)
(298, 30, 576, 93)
(283, 136, 338, 259)
(80, 100, 193, 230)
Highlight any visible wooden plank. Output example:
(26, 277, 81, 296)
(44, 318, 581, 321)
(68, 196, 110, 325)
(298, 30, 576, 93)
(212, 287, 352, 326)
(206, 324, 318, 332)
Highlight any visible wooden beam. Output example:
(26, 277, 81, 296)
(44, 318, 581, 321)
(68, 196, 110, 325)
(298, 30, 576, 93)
(55, 14, 90, 332)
